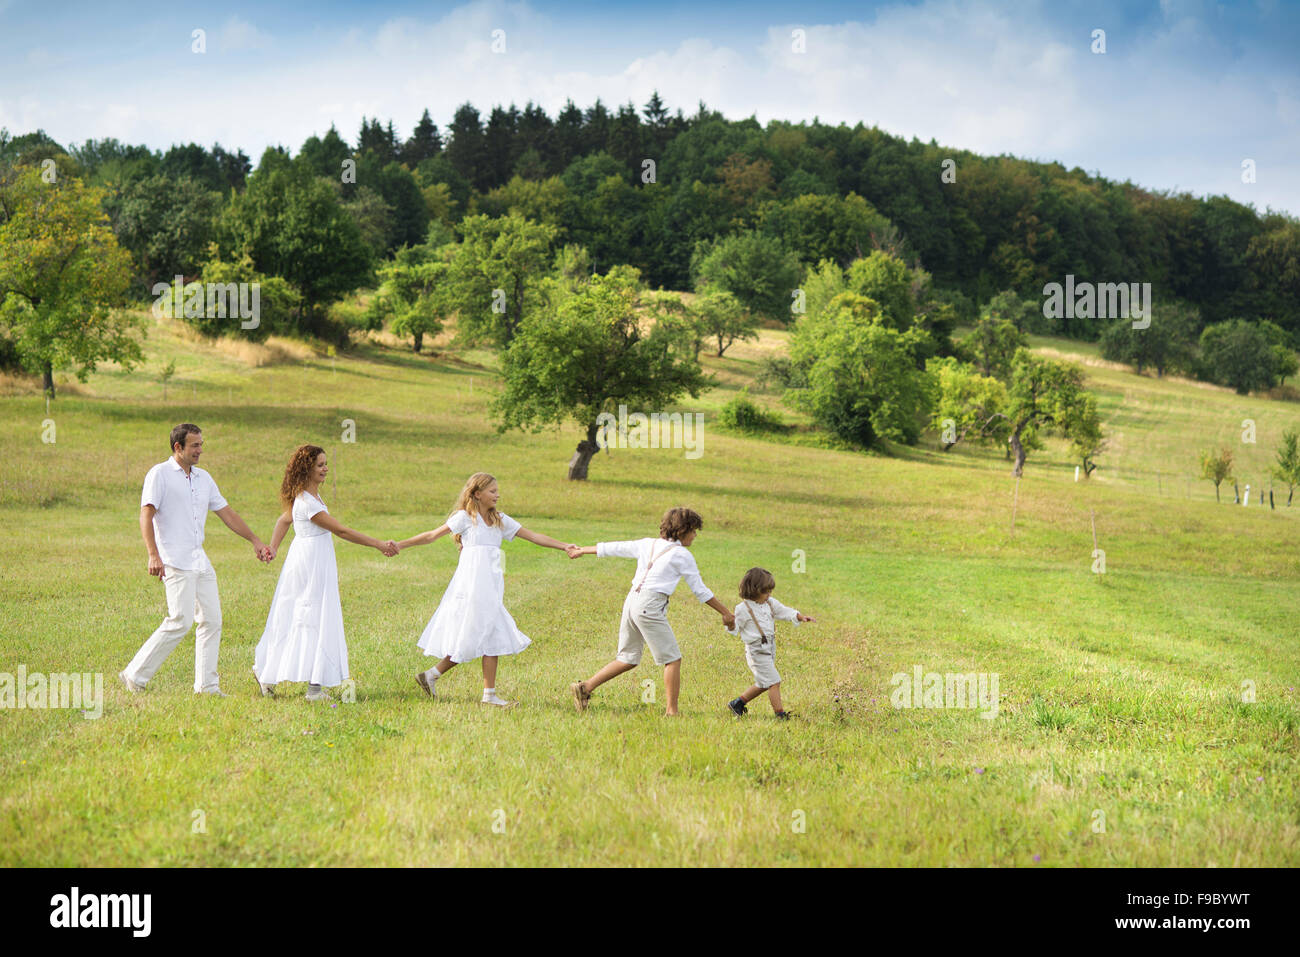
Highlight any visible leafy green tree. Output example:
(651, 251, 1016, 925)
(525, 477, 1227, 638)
(843, 250, 915, 330)
(982, 289, 1040, 333)
(370, 245, 451, 353)
(688, 288, 755, 357)
(759, 192, 894, 268)
(441, 213, 557, 347)
(1099, 302, 1199, 377)
(1199, 447, 1234, 502)
(690, 230, 801, 323)
(958, 316, 1027, 380)
(1065, 393, 1106, 477)
(1004, 349, 1099, 476)
(493, 267, 708, 479)
(220, 160, 372, 325)
(1272, 429, 1300, 505)
(114, 173, 222, 284)
(0, 166, 138, 396)
(785, 292, 933, 448)
(191, 252, 296, 341)
(927, 356, 1009, 450)
(1198, 319, 1276, 394)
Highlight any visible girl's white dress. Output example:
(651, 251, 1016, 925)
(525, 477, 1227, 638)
(417, 509, 532, 663)
(254, 491, 349, 687)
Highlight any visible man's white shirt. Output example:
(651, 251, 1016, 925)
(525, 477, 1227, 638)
(141, 458, 228, 571)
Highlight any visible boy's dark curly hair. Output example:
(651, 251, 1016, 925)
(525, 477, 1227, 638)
(739, 567, 777, 600)
(659, 507, 703, 542)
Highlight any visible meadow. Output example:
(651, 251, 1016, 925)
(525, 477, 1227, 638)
(1, 312, 1297, 866)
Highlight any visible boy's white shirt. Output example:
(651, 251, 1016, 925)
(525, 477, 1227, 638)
(728, 597, 800, 646)
(595, 537, 714, 602)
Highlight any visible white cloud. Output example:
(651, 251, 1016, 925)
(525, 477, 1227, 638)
(217, 17, 271, 53)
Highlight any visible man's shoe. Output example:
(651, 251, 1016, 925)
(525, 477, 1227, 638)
(727, 697, 748, 717)
(119, 671, 145, 694)
(197, 687, 227, 698)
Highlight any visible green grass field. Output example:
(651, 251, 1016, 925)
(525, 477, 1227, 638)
(1, 313, 1297, 866)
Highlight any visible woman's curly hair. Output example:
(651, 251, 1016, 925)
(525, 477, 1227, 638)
(280, 445, 325, 510)
(659, 507, 703, 542)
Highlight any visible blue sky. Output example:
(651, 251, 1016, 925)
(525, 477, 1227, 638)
(2, 0, 1298, 216)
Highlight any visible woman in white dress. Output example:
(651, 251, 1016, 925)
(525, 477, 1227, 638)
(397, 472, 574, 707)
(254, 445, 398, 700)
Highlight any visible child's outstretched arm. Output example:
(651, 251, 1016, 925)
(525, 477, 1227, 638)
(515, 527, 577, 552)
(566, 544, 594, 558)
(397, 523, 451, 551)
(770, 597, 816, 624)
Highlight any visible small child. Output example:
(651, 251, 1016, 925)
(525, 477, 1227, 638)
(726, 567, 814, 719)
(566, 507, 735, 716)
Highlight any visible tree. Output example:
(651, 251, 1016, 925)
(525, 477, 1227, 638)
(220, 161, 372, 325)
(785, 292, 934, 448)
(114, 173, 222, 284)
(958, 316, 1027, 380)
(1272, 429, 1300, 505)
(688, 288, 756, 357)
(1099, 301, 1199, 377)
(843, 250, 915, 330)
(982, 289, 1040, 333)
(760, 192, 895, 269)
(1199, 319, 1276, 394)
(441, 213, 557, 347)
(191, 252, 296, 341)
(1199, 447, 1234, 502)
(690, 230, 802, 322)
(371, 245, 451, 353)
(402, 109, 442, 166)
(927, 356, 1010, 450)
(1004, 349, 1099, 476)
(0, 166, 139, 396)
(493, 268, 709, 479)
(1065, 393, 1106, 477)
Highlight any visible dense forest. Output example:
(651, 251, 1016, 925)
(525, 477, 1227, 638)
(3, 92, 1297, 338)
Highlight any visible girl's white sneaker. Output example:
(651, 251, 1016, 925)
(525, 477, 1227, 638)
(481, 692, 513, 707)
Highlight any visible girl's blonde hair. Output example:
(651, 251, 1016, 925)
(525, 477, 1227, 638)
(452, 472, 501, 544)
(280, 445, 325, 510)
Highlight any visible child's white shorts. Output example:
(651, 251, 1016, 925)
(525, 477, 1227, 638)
(744, 643, 781, 689)
(616, 589, 680, 666)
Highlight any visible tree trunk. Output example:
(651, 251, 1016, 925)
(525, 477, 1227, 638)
(567, 422, 600, 481)
(42, 361, 55, 399)
(1215, 483, 1221, 503)
(1009, 427, 1027, 476)
(413, 331, 423, 353)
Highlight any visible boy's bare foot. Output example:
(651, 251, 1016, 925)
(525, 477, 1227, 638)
(570, 681, 591, 712)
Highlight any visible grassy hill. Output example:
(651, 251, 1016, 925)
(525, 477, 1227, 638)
(1, 311, 1296, 865)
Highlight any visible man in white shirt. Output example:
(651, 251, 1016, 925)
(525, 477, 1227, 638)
(120, 423, 271, 696)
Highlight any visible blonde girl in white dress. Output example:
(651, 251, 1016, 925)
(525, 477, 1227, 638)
(397, 472, 575, 707)
(254, 445, 398, 700)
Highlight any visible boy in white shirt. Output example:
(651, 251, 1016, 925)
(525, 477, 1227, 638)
(566, 507, 735, 716)
(726, 567, 814, 719)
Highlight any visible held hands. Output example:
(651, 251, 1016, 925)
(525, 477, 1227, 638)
(378, 540, 400, 557)
(722, 612, 736, 630)
(565, 544, 585, 559)
(254, 542, 273, 563)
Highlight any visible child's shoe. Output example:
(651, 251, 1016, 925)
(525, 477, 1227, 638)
(728, 697, 748, 717)
(481, 691, 513, 708)
(774, 710, 794, 720)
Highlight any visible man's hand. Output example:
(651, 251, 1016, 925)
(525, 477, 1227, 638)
(379, 540, 400, 557)
(722, 612, 736, 630)
(147, 554, 165, 579)
(254, 542, 272, 563)
(565, 544, 584, 559)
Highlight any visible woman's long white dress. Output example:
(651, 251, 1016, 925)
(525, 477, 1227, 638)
(254, 491, 349, 687)
(417, 509, 532, 663)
